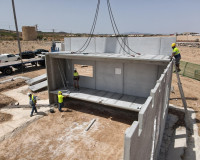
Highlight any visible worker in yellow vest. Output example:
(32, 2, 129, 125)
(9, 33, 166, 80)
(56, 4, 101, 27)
(73, 68, 80, 90)
(171, 43, 181, 72)
(27, 93, 37, 117)
(58, 91, 67, 112)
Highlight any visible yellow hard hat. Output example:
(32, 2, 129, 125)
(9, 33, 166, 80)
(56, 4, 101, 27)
(58, 91, 62, 94)
(171, 43, 176, 47)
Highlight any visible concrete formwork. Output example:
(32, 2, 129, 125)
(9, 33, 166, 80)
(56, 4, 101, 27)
(46, 37, 175, 160)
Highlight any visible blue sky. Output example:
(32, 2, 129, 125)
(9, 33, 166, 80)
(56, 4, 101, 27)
(0, 0, 200, 34)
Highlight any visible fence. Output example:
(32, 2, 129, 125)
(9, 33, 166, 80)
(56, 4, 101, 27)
(179, 61, 200, 81)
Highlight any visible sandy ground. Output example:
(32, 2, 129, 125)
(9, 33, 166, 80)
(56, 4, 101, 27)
(177, 46, 200, 64)
(0, 99, 137, 160)
(0, 41, 51, 54)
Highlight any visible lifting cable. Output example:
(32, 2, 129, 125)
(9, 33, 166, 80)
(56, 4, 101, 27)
(107, 0, 141, 56)
(75, 0, 100, 53)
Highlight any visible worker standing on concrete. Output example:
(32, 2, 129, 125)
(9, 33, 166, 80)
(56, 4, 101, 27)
(58, 91, 68, 112)
(28, 93, 37, 117)
(171, 43, 181, 72)
(73, 68, 80, 90)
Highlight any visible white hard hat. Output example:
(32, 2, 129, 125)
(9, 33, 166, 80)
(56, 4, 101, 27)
(27, 92, 31, 96)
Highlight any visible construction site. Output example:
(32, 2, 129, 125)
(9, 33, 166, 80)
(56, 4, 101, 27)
(1, 0, 200, 160)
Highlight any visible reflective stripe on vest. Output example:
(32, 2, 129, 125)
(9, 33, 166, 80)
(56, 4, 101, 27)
(74, 72, 79, 77)
(173, 47, 180, 55)
(58, 95, 64, 103)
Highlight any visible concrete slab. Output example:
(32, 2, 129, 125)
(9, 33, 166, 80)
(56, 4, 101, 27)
(50, 88, 145, 112)
(29, 80, 48, 92)
(26, 74, 47, 85)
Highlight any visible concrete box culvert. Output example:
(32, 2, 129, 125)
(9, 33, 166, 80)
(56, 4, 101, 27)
(46, 37, 175, 160)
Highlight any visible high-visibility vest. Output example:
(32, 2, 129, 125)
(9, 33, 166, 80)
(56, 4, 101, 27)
(58, 95, 64, 103)
(30, 95, 36, 105)
(173, 47, 180, 56)
(74, 72, 79, 77)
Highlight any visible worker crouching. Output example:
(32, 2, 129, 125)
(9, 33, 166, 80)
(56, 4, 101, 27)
(28, 93, 37, 117)
(73, 68, 80, 90)
(171, 43, 181, 72)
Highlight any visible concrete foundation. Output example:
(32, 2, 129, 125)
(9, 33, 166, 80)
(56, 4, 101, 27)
(46, 37, 175, 160)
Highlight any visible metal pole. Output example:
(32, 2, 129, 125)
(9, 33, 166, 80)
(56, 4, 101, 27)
(12, 0, 23, 73)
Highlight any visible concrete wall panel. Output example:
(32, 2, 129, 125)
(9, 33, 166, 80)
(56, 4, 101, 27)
(160, 37, 176, 56)
(64, 38, 71, 51)
(124, 61, 173, 160)
(124, 63, 158, 97)
(127, 37, 161, 55)
(96, 61, 123, 93)
(71, 37, 95, 52)
(64, 37, 176, 55)
(96, 37, 123, 53)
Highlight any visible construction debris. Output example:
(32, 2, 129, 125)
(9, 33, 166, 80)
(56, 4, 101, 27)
(85, 119, 96, 131)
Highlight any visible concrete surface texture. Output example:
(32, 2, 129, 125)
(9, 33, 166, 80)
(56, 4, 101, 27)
(64, 37, 176, 56)
(26, 73, 47, 85)
(0, 85, 49, 142)
(124, 61, 173, 160)
(29, 80, 48, 92)
(3, 85, 48, 105)
(50, 87, 146, 112)
(158, 105, 200, 160)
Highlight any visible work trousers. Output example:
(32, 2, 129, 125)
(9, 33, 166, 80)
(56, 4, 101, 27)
(58, 102, 63, 112)
(30, 104, 37, 116)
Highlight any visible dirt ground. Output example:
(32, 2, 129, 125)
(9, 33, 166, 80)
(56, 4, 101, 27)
(177, 46, 200, 64)
(0, 112, 12, 124)
(0, 68, 47, 124)
(0, 41, 51, 54)
(0, 99, 137, 160)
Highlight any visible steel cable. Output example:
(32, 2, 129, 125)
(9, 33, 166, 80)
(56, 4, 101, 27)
(75, 0, 100, 53)
(107, 0, 141, 55)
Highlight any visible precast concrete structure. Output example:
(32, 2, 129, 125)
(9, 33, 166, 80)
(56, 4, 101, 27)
(46, 37, 175, 160)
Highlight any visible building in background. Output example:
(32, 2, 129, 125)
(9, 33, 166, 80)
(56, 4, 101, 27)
(22, 26, 37, 41)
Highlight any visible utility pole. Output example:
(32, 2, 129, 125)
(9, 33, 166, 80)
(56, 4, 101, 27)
(11, 0, 23, 73)
(52, 29, 55, 41)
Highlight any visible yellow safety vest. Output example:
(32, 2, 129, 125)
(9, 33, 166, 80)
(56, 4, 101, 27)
(58, 95, 64, 103)
(74, 72, 79, 77)
(173, 47, 180, 55)
(31, 95, 36, 104)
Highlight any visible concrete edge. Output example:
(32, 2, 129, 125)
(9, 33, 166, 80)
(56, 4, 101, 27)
(0, 110, 49, 143)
